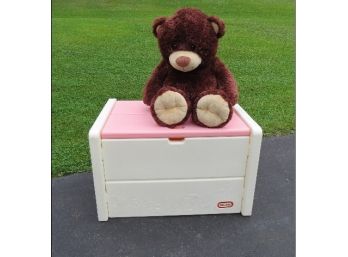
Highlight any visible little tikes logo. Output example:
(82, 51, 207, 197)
(217, 201, 234, 208)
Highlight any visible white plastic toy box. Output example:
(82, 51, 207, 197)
(89, 99, 262, 221)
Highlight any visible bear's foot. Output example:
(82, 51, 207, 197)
(193, 92, 232, 128)
(151, 87, 190, 128)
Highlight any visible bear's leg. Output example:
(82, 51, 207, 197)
(192, 90, 232, 128)
(150, 86, 191, 128)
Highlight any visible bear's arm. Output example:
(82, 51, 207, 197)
(214, 58, 239, 105)
(143, 60, 168, 105)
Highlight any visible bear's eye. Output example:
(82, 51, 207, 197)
(171, 43, 177, 49)
(190, 44, 196, 50)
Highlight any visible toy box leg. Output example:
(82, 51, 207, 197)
(89, 135, 108, 221)
(88, 99, 116, 221)
(233, 105, 262, 216)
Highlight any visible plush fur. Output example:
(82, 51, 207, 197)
(143, 8, 238, 128)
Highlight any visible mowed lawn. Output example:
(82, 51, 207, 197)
(52, 0, 295, 176)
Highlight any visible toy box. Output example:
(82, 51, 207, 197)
(89, 99, 262, 221)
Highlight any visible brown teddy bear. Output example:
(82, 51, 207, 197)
(143, 8, 239, 128)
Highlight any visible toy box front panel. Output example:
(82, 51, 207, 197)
(102, 137, 249, 180)
(106, 177, 244, 217)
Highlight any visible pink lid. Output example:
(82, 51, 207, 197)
(101, 101, 250, 139)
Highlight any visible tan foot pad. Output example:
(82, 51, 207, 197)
(196, 94, 230, 127)
(154, 90, 188, 125)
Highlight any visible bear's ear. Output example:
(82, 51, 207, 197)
(208, 16, 225, 38)
(152, 17, 166, 38)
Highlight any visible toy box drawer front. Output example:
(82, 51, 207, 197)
(106, 177, 244, 217)
(102, 137, 249, 180)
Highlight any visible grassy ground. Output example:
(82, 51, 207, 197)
(52, 0, 295, 176)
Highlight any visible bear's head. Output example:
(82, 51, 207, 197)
(152, 8, 225, 72)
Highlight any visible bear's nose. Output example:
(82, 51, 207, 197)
(176, 56, 191, 67)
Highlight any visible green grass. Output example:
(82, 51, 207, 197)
(52, 0, 295, 176)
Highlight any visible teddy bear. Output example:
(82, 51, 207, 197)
(143, 8, 239, 128)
